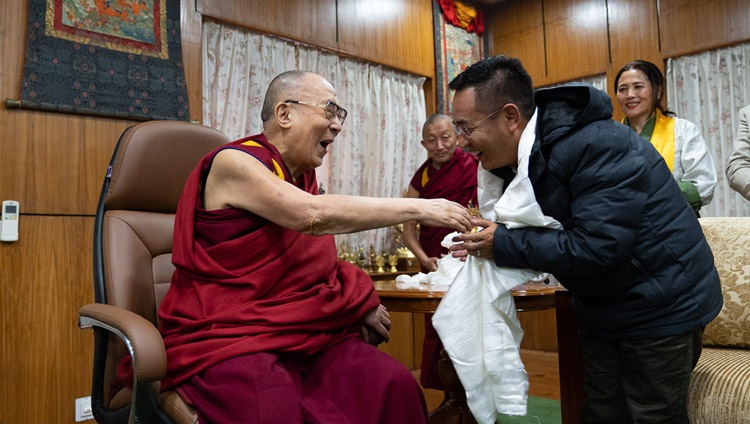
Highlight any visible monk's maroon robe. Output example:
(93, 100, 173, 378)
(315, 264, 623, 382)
(408, 147, 478, 390)
(119, 135, 428, 423)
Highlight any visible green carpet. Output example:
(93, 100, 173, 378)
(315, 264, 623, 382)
(496, 396, 562, 424)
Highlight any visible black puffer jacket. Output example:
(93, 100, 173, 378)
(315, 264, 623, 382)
(492, 84, 722, 340)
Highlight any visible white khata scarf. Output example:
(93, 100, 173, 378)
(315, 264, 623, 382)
(432, 109, 562, 423)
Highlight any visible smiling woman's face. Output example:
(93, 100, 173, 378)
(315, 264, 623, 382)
(616, 68, 658, 122)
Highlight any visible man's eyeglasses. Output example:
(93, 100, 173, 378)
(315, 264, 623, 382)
(285, 99, 348, 125)
(452, 106, 504, 137)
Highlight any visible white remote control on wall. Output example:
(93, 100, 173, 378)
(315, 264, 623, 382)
(1, 200, 20, 242)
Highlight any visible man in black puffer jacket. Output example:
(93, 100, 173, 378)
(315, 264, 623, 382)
(448, 55, 722, 424)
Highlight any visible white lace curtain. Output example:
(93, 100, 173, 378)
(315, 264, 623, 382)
(538, 73, 607, 92)
(202, 20, 428, 253)
(666, 42, 750, 217)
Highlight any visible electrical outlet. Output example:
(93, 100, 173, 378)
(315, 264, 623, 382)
(75, 396, 93, 422)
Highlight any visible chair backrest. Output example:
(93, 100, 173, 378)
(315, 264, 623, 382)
(91, 120, 229, 420)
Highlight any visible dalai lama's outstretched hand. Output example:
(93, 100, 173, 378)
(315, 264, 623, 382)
(416, 199, 473, 234)
(360, 304, 391, 345)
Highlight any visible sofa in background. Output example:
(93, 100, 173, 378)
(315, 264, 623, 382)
(688, 217, 750, 424)
(555, 217, 750, 424)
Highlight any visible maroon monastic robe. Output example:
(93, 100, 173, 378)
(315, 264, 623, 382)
(409, 147, 479, 261)
(119, 134, 380, 390)
(409, 147, 478, 390)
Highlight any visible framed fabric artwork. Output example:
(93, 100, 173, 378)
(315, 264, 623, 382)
(14, 0, 189, 120)
(433, 0, 485, 114)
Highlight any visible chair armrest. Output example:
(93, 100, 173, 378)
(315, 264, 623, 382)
(79, 303, 167, 383)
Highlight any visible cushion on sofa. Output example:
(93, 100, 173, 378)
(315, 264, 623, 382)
(698, 217, 750, 348)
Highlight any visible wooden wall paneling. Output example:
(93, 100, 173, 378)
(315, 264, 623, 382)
(424, 77, 437, 117)
(1, 0, 203, 215)
(0, 0, 25, 102)
(337, 0, 436, 78)
(0, 0, 29, 207)
(196, 0, 338, 52)
(3, 111, 131, 215)
(607, 0, 664, 122)
(487, 0, 548, 85)
(0, 216, 95, 423)
(543, 0, 610, 84)
(607, 0, 662, 71)
(0, 0, 133, 215)
(659, 0, 750, 58)
(197, 0, 434, 78)
(182, 0, 205, 122)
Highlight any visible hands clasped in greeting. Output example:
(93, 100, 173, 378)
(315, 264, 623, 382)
(449, 217, 498, 261)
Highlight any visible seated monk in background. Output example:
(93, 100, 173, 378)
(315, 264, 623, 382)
(402, 113, 478, 394)
(122, 70, 473, 424)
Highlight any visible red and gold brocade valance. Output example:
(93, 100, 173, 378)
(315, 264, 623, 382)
(438, 0, 484, 35)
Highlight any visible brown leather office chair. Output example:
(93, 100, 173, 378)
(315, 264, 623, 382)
(78, 120, 229, 423)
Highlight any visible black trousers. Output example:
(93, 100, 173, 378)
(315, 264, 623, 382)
(578, 328, 703, 424)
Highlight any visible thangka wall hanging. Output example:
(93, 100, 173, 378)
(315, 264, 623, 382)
(12, 0, 189, 120)
(434, 0, 485, 114)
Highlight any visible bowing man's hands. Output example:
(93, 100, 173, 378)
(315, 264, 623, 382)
(360, 304, 391, 345)
(449, 217, 498, 261)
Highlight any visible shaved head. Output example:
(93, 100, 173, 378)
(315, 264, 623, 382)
(422, 113, 452, 139)
(261, 70, 312, 122)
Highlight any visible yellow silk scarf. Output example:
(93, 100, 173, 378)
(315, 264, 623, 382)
(648, 109, 676, 172)
(622, 109, 676, 171)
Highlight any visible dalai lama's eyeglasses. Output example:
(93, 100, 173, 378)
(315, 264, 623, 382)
(452, 106, 504, 137)
(285, 99, 348, 125)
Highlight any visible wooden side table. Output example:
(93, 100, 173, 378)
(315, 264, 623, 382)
(374, 280, 559, 313)
(374, 280, 560, 424)
(367, 270, 415, 281)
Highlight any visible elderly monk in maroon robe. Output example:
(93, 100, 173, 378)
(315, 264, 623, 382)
(402, 113, 478, 394)
(118, 70, 473, 424)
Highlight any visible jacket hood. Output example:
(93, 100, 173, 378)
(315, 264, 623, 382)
(534, 83, 613, 145)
